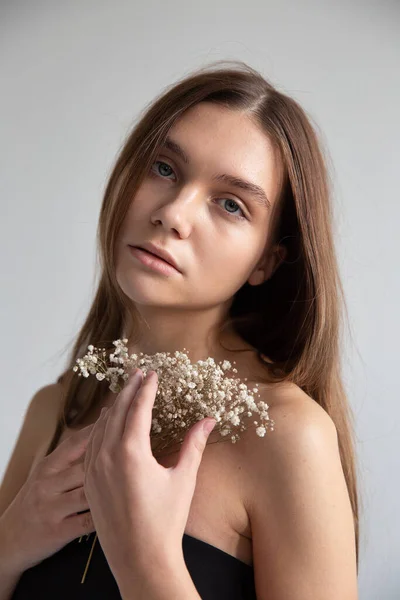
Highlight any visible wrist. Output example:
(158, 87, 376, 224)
(117, 550, 198, 600)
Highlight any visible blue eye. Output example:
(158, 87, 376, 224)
(152, 160, 175, 179)
(150, 160, 247, 222)
(216, 198, 246, 221)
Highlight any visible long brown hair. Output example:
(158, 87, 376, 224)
(46, 60, 360, 567)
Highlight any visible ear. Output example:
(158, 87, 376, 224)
(248, 244, 287, 286)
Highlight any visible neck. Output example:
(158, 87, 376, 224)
(122, 304, 252, 365)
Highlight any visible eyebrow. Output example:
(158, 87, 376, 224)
(160, 136, 271, 211)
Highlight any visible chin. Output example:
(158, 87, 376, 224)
(116, 273, 179, 307)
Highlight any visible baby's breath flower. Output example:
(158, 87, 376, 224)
(73, 339, 275, 451)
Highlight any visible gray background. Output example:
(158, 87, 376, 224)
(1, 1, 399, 597)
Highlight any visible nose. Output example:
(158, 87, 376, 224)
(150, 188, 200, 237)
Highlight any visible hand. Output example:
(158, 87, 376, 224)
(0, 424, 96, 575)
(83, 368, 216, 582)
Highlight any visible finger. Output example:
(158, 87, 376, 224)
(176, 418, 216, 476)
(103, 369, 144, 444)
(55, 486, 89, 519)
(50, 461, 85, 493)
(62, 509, 95, 539)
(84, 408, 108, 471)
(44, 424, 95, 474)
(84, 416, 100, 472)
(90, 408, 109, 460)
(123, 370, 158, 451)
(84, 406, 111, 466)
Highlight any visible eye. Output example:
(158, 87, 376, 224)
(150, 160, 248, 222)
(214, 198, 247, 221)
(151, 160, 176, 180)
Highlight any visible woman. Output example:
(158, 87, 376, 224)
(0, 60, 359, 599)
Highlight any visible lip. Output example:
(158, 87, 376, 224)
(130, 242, 181, 273)
(128, 246, 181, 276)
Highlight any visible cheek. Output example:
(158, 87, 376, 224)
(122, 186, 154, 224)
(196, 248, 254, 291)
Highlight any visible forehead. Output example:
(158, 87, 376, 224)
(165, 102, 283, 207)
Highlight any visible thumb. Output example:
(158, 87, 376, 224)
(176, 418, 216, 475)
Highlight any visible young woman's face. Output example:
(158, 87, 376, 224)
(116, 102, 283, 311)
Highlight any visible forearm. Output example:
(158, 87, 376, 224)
(0, 566, 22, 600)
(0, 525, 23, 600)
(117, 552, 201, 600)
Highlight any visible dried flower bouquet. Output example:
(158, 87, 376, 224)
(73, 338, 274, 453)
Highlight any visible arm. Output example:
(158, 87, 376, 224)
(0, 493, 25, 599)
(0, 383, 63, 517)
(0, 574, 22, 600)
(0, 383, 64, 599)
(117, 553, 202, 600)
(0, 541, 23, 600)
(241, 389, 358, 600)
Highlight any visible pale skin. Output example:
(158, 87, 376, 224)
(83, 362, 358, 599)
(115, 101, 286, 365)
(93, 101, 357, 597)
(83, 367, 217, 599)
(0, 102, 358, 598)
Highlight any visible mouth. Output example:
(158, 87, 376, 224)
(128, 246, 181, 276)
(130, 242, 181, 272)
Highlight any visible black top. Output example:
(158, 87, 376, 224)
(11, 531, 257, 599)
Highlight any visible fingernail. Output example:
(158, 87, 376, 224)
(203, 419, 216, 436)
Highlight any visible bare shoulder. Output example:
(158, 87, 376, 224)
(267, 380, 337, 439)
(232, 380, 339, 487)
(232, 381, 358, 599)
(0, 381, 65, 516)
(233, 380, 337, 458)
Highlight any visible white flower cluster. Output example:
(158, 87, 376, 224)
(73, 338, 275, 450)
